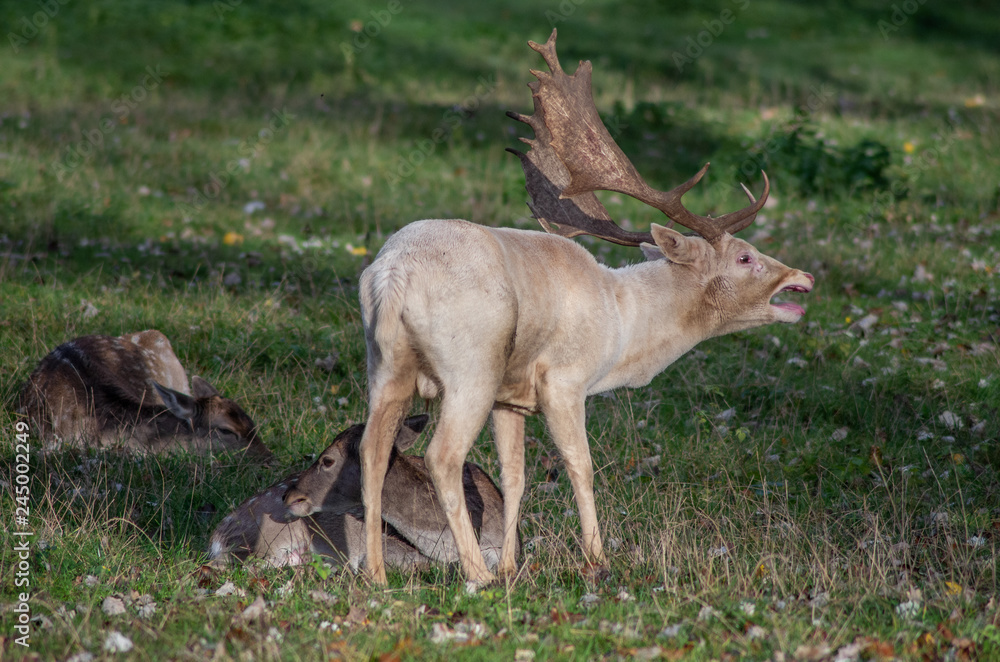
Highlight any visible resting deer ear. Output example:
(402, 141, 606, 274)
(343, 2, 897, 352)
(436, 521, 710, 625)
(395, 414, 430, 451)
(153, 381, 197, 420)
(191, 376, 220, 399)
(648, 224, 706, 265)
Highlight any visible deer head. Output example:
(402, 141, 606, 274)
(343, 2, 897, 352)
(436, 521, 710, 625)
(151, 376, 272, 460)
(506, 29, 812, 335)
(285, 415, 429, 518)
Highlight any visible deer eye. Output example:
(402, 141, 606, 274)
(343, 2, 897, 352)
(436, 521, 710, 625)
(320, 456, 335, 469)
(738, 253, 754, 265)
(216, 427, 237, 438)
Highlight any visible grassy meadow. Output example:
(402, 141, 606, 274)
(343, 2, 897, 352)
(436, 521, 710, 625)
(2, 0, 1000, 659)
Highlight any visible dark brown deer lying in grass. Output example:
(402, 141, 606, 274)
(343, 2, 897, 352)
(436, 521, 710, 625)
(18, 330, 272, 460)
(210, 415, 515, 571)
(356, 30, 814, 586)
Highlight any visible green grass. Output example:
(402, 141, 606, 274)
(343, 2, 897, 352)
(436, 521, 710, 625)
(2, 0, 1000, 659)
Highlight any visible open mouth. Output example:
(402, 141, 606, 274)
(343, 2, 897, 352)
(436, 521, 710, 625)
(770, 282, 812, 317)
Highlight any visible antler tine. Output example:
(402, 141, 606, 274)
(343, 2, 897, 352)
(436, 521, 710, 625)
(506, 34, 654, 248)
(509, 28, 768, 245)
(527, 29, 564, 76)
(645, 165, 769, 242)
(507, 29, 653, 247)
(724, 171, 770, 236)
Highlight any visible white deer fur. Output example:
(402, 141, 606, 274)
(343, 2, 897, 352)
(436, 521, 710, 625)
(358, 217, 813, 585)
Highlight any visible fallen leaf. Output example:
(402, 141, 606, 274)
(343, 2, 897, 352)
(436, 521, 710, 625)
(216, 581, 246, 598)
(860, 638, 894, 660)
(793, 644, 831, 660)
(345, 605, 368, 625)
(103, 632, 133, 653)
(101, 596, 126, 616)
(631, 646, 662, 661)
(236, 595, 268, 623)
(194, 564, 217, 588)
(309, 589, 338, 605)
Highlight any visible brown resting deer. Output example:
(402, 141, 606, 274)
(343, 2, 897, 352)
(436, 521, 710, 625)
(209, 417, 436, 570)
(18, 330, 272, 460)
(280, 414, 515, 570)
(355, 30, 814, 586)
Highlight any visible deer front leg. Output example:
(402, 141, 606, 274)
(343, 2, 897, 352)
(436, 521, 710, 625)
(359, 396, 409, 585)
(542, 392, 607, 569)
(424, 397, 496, 586)
(492, 406, 525, 577)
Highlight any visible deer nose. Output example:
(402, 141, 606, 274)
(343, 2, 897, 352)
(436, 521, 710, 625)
(804, 273, 815, 285)
(284, 491, 312, 515)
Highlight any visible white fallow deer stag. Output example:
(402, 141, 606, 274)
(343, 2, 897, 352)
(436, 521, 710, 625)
(357, 29, 814, 586)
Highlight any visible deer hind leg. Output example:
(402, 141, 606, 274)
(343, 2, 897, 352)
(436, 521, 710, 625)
(360, 376, 414, 586)
(424, 390, 498, 586)
(542, 391, 607, 568)
(491, 406, 525, 577)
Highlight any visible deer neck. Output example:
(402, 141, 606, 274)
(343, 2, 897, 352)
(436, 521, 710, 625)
(599, 260, 715, 390)
(377, 455, 453, 548)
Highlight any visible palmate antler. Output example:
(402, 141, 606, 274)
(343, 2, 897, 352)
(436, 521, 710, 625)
(506, 29, 768, 246)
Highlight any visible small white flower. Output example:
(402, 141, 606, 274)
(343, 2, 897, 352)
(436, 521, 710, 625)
(616, 588, 635, 602)
(135, 595, 157, 619)
(740, 601, 756, 616)
(938, 411, 963, 430)
(80, 299, 100, 320)
(658, 623, 683, 638)
(697, 605, 718, 622)
(833, 642, 863, 662)
(716, 408, 737, 421)
(896, 600, 921, 618)
(968, 536, 987, 548)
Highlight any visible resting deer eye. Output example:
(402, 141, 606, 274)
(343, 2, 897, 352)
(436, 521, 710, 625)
(216, 427, 236, 437)
(738, 253, 753, 265)
(320, 456, 335, 469)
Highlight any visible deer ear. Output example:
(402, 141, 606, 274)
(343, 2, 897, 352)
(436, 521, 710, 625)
(191, 376, 220, 399)
(152, 381, 197, 419)
(649, 224, 705, 265)
(395, 414, 430, 451)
